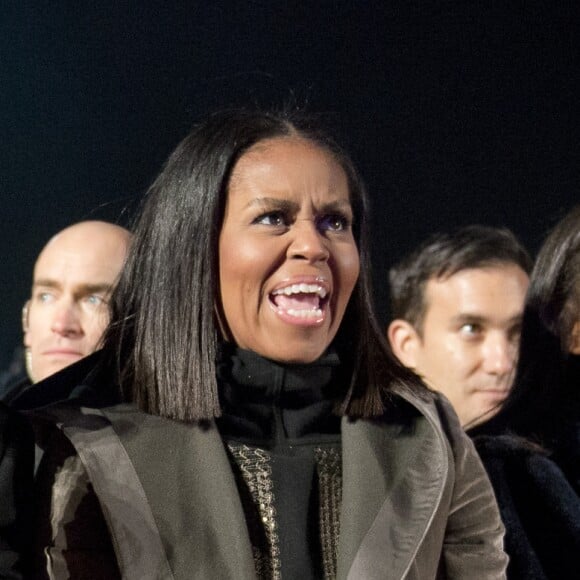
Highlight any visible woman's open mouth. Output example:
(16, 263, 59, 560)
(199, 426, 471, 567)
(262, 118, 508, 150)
(269, 282, 329, 324)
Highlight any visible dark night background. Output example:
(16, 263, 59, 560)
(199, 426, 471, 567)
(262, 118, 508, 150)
(1, 1, 578, 370)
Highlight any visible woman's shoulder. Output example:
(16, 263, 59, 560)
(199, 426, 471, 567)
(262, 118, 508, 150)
(388, 384, 464, 440)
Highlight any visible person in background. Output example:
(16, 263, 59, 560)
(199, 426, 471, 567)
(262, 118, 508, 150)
(387, 225, 531, 428)
(470, 205, 580, 579)
(29, 110, 507, 579)
(1, 221, 130, 403)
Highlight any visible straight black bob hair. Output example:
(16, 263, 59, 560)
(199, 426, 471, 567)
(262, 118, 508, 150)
(101, 109, 421, 422)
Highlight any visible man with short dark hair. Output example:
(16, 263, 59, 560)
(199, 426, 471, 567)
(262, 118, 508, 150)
(387, 225, 532, 428)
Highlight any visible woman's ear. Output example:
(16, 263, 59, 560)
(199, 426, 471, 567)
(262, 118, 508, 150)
(569, 321, 580, 355)
(387, 319, 421, 368)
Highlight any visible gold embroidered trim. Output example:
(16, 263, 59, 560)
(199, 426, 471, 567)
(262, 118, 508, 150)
(227, 443, 281, 580)
(315, 446, 342, 580)
(227, 442, 342, 580)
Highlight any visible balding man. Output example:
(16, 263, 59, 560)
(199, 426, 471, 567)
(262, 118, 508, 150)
(2, 221, 130, 401)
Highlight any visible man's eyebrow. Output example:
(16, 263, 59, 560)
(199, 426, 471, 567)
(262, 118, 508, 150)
(32, 280, 113, 295)
(506, 314, 524, 326)
(450, 314, 489, 325)
(76, 283, 113, 295)
(33, 279, 61, 290)
(450, 313, 524, 326)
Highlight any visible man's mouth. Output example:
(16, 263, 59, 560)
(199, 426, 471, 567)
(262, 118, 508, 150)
(42, 348, 84, 357)
(476, 388, 510, 400)
(270, 282, 329, 321)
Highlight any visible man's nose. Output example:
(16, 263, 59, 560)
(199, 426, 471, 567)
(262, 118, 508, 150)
(51, 302, 83, 337)
(287, 219, 330, 263)
(482, 333, 515, 376)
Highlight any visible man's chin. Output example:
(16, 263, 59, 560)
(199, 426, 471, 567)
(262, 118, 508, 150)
(33, 356, 84, 383)
(463, 403, 503, 429)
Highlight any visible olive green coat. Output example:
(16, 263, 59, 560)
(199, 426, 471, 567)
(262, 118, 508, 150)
(35, 388, 507, 579)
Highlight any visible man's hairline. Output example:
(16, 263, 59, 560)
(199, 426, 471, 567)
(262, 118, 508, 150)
(409, 259, 529, 337)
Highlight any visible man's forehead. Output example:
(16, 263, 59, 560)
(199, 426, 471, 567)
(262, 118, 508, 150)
(32, 251, 123, 300)
(32, 276, 112, 293)
(33, 225, 129, 285)
(423, 265, 529, 319)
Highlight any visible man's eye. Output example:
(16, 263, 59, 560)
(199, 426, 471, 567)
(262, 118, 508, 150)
(459, 323, 482, 337)
(85, 295, 105, 308)
(317, 213, 350, 232)
(36, 292, 54, 304)
(253, 212, 288, 227)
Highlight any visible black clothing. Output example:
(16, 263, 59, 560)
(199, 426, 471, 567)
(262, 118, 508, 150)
(216, 347, 342, 579)
(0, 402, 34, 579)
(468, 351, 580, 579)
(6, 352, 120, 411)
(473, 431, 580, 580)
(0, 347, 28, 401)
(216, 346, 342, 443)
(0, 377, 31, 407)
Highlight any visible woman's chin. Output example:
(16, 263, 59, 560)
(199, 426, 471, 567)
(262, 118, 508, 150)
(252, 340, 330, 365)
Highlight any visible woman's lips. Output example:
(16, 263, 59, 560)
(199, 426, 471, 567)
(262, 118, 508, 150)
(269, 277, 330, 326)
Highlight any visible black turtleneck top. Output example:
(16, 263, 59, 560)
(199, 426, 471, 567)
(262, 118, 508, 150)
(216, 347, 344, 580)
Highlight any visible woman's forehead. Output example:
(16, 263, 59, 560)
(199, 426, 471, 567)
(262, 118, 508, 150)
(229, 137, 348, 196)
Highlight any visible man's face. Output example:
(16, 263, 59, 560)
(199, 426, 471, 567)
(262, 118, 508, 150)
(24, 222, 129, 382)
(394, 265, 529, 427)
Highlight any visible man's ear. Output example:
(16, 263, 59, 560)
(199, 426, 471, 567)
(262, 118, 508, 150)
(22, 301, 31, 347)
(387, 319, 422, 368)
(570, 321, 580, 355)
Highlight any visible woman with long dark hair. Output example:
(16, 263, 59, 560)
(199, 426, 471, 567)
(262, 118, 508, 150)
(31, 110, 507, 579)
(472, 205, 580, 579)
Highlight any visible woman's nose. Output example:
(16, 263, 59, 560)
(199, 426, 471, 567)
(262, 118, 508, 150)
(287, 219, 330, 262)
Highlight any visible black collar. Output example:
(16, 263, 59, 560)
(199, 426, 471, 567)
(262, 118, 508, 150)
(216, 346, 344, 445)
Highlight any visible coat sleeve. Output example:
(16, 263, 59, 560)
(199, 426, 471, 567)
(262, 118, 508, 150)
(0, 403, 34, 580)
(435, 396, 509, 579)
(33, 427, 121, 579)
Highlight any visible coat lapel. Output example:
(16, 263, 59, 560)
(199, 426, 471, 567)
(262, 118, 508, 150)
(337, 398, 448, 580)
(101, 406, 258, 580)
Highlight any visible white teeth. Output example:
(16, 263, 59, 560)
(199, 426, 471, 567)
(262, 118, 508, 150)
(272, 284, 327, 298)
(287, 308, 323, 319)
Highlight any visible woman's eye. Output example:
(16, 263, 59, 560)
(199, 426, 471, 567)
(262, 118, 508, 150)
(253, 212, 287, 227)
(317, 214, 350, 232)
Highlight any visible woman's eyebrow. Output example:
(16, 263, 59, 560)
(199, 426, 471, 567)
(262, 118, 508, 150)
(319, 199, 353, 212)
(245, 197, 299, 212)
